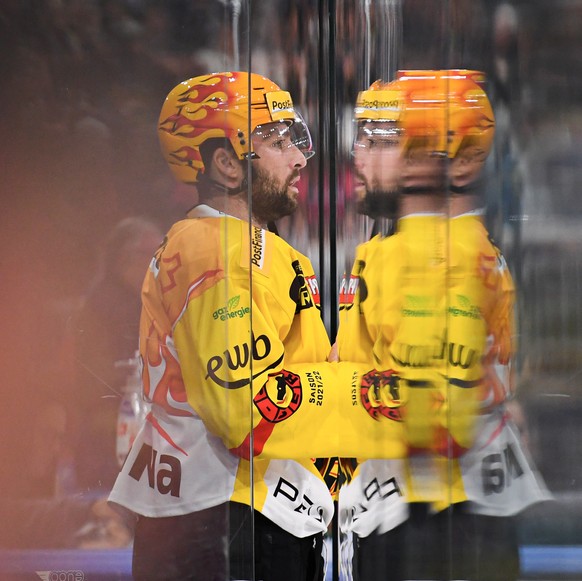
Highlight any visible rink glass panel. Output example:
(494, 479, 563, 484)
(1, 1, 582, 580)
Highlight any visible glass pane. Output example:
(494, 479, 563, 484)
(0, 1, 250, 579)
(243, 4, 337, 581)
(333, 2, 571, 581)
(507, 3, 582, 580)
(2, 1, 581, 580)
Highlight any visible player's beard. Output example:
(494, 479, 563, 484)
(250, 165, 299, 224)
(356, 188, 399, 219)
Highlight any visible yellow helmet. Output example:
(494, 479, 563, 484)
(393, 69, 495, 158)
(158, 71, 312, 183)
(354, 79, 404, 123)
(352, 79, 405, 157)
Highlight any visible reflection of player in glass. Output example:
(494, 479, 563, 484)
(111, 71, 430, 581)
(352, 111, 404, 219)
(337, 70, 548, 581)
(109, 71, 333, 581)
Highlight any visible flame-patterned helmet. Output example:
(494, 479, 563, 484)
(394, 69, 495, 158)
(158, 71, 312, 183)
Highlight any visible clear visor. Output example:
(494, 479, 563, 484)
(252, 112, 315, 160)
(352, 121, 403, 155)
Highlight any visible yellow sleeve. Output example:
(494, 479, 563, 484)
(173, 277, 406, 460)
(337, 244, 376, 364)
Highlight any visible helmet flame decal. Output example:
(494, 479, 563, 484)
(393, 70, 496, 158)
(159, 75, 231, 179)
(158, 71, 288, 183)
(169, 146, 201, 170)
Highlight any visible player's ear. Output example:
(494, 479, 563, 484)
(212, 147, 242, 181)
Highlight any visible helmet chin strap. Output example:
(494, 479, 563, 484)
(402, 182, 481, 195)
(401, 185, 446, 196)
(197, 173, 249, 197)
(449, 177, 483, 195)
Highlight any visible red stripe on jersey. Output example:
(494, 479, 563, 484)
(146, 412, 189, 456)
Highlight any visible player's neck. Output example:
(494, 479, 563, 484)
(399, 194, 445, 217)
(398, 193, 481, 218)
(197, 192, 263, 227)
(448, 194, 481, 217)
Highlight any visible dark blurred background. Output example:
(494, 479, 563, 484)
(1, 0, 582, 556)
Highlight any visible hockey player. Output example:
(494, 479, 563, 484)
(108, 71, 336, 581)
(108, 71, 414, 581)
(337, 70, 548, 580)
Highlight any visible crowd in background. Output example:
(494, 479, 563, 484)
(1, 0, 581, 549)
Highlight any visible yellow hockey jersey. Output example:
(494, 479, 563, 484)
(337, 211, 513, 504)
(110, 205, 337, 535)
(110, 205, 407, 534)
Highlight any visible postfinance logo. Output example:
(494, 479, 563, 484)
(355, 90, 402, 121)
(213, 295, 250, 321)
(266, 90, 295, 122)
